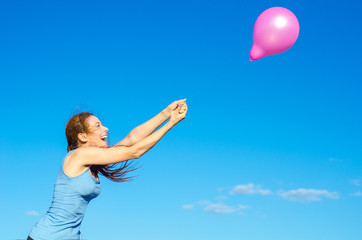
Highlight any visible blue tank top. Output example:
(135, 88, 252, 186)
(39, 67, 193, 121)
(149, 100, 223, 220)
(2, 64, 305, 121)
(29, 151, 101, 240)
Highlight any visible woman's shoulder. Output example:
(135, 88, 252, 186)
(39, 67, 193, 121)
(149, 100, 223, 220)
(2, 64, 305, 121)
(66, 147, 104, 166)
(63, 149, 91, 177)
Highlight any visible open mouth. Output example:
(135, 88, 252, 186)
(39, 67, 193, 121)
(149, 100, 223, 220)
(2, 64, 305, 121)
(101, 135, 108, 142)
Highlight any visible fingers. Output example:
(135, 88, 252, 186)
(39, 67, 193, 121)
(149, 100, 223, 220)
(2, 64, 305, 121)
(179, 103, 187, 114)
(176, 99, 186, 106)
(169, 100, 187, 126)
(169, 99, 186, 112)
(170, 99, 187, 116)
(172, 103, 182, 113)
(171, 102, 187, 114)
(179, 108, 187, 114)
(177, 99, 186, 103)
(169, 98, 186, 108)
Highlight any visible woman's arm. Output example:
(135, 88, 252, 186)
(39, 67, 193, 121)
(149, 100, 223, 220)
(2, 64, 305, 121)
(114, 109, 169, 147)
(115, 99, 186, 147)
(74, 102, 188, 166)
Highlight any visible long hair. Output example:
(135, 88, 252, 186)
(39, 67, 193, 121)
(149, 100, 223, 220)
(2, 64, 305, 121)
(65, 112, 138, 182)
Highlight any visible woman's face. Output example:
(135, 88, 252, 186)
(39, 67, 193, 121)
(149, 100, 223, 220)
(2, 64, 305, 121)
(84, 115, 109, 148)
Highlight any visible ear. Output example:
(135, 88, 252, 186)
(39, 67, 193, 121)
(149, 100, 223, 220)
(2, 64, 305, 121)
(77, 133, 88, 143)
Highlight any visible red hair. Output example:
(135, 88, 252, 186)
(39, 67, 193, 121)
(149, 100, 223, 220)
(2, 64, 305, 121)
(65, 112, 138, 182)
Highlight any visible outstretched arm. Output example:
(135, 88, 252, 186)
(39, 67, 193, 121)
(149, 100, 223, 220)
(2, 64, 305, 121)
(114, 99, 186, 147)
(74, 101, 188, 166)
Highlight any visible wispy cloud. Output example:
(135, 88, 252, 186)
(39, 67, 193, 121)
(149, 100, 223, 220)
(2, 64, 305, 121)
(204, 203, 247, 214)
(200, 201, 249, 214)
(230, 183, 272, 195)
(351, 191, 362, 197)
(278, 189, 339, 202)
(182, 201, 249, 215)
(182, 204, 195, 210)
(184, 184, 340, 217)
(26, 210, 40, 216)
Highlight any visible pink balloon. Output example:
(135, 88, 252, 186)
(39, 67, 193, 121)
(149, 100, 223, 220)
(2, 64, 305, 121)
(250, 7, 300, 61)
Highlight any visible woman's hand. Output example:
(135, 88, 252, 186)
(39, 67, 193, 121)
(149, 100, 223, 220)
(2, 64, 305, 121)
(166, 99, 187, 117)
(169, 100, 188, 127)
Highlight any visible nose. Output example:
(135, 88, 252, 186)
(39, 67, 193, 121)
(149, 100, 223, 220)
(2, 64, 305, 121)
(104, 126, 109, 133)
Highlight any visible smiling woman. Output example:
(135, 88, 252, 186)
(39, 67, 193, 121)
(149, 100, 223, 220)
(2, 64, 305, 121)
(64, 112, 134, 182)
(27, 99, 188, 240)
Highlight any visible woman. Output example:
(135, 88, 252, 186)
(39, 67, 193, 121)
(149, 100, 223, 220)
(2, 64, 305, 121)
(27, 99, 188, 240)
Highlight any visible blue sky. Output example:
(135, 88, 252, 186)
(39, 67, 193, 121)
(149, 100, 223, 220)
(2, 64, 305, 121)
(1, 0, 362, 239)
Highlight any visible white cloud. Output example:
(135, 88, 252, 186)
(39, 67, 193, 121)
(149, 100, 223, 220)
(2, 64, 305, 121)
(278, 189, 339, 202)
(182, 204, 194, 210)
(202, 202, 249, 214)
(26, 210, 40, 216)
(204, 203, 237, 214)
(258, 189, 272, 195)
(183, 201, 249, 215)
(230, 183, 272, 196)
(351, 191, 362, 197)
